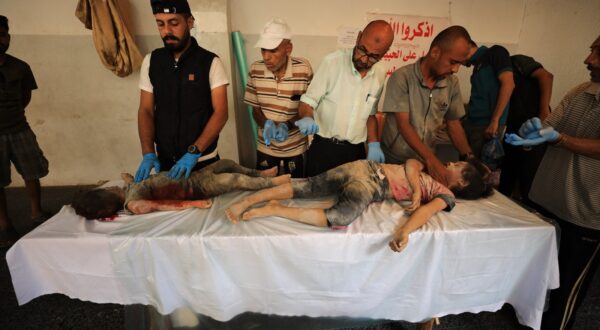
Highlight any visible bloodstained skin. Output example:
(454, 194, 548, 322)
(151, 184, 194, 201)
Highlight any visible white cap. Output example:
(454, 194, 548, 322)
(254, 18, 292, 49)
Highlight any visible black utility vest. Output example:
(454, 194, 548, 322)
(149, 37, 218, 161)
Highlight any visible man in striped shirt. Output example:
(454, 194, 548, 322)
(505, 35, 600, 330)
(244, 18, 313, 178)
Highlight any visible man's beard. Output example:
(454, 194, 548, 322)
(0, 43, 8, 55)
(352, 57, 373, 71)
(162, 31, 190, 53)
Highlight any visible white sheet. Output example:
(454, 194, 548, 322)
(7, 190, 558, 329)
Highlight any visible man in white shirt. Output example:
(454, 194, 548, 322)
(296, 20, 394, 176)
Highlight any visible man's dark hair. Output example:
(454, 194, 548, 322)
(0, 15, 8, 31)
(72, 188, 123, 220)
(430, 25, 472, 51)
(451, 158, 494, 200)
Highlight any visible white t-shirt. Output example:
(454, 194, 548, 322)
(138, 53, 229, 92)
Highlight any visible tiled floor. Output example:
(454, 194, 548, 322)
(1, 186, 598, 329)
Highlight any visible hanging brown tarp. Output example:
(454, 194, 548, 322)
(75, 0, 143, 77)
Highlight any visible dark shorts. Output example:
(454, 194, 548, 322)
(292, 160, 389, 226)
(0, 129, 49, 187)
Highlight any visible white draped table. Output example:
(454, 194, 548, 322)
(7, 190, 558, 329)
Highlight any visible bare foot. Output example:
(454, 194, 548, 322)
(226, 200, 251, 224)
(260, 166, 278, 177)
(272, 174, 291, 186)
(242, 200, 281, 221)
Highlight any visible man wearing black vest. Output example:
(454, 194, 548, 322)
(134, 0, 229, 182)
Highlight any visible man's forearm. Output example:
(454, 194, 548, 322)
(555, 135, 600, 160)
(252, 107, 268, 127)
(446, 119, 472, 156)
(491, 74, 515, 123)
(138, 109, 156, 154)
(366, 115, 379, 142)
(533, 69, 553, 120)
(396, 114, 437, 162)
(298, 101, 315, 118)
(194, 109, 228, 152)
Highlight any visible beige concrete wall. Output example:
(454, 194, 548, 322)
(4, 0, 599, 186)
(4, 0, 239, 186)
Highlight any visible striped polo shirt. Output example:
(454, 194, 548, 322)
(244, 57, 313, 157)
(529, 82, 600, 230)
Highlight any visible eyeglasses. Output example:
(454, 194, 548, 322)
(354, 46, 383, 64)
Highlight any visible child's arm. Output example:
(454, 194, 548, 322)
(404, 159, 425, 212)
(127, 199, 212, 215)
(389, 197, 447, 252)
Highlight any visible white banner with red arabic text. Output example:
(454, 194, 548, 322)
(367, 13, 449, 76)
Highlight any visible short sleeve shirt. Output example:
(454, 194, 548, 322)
(380, 60, 465, 163)
(0, 55, 38, 134)
(529, 82, 600, 230)
(300, 49, 387, 144)
(244, 57, 313, 157)
(467, 45, 513, 125)
(138, 54, 229, 92)
(381, 163, 455, 211)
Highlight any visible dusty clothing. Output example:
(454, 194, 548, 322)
(244, 56, 313, 158)
(0, 54, 37, 134)
(75, 0, 143, 77)
(292, 160, 455, 226)
(381, 59, 465, 163)
(125, 160, 276, 210)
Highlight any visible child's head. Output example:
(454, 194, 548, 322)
(72, 186, 125, 220)
(445, 159, 493, 199)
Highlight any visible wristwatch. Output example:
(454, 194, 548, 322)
(187, 144, 201, 154)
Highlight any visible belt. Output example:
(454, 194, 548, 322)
(314, 134, 357, 146)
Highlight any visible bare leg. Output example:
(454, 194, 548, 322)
(0, 187, 10, 230)
(226, 183, 293, 223)
(25, 179, 43, 219)
(242, 200, 329, 227)
(128, 199, 213, 215)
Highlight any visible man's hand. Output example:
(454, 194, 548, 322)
(263, 119, 276, 146)
(389, 228, 409, 252)
(425, 157, 448, 186)
(485, 119, 500, 139)
(367, 142, 385, 163)
(134, 153, 161, 183)
(518, 117, 543, 138)
(274, 122, 289, 143)
(505, 126, 560, 147)
(168, 152, 201, 179)
(294, 117, 319, 135)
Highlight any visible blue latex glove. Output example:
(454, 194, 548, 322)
(262, 119, 276, 146)
(367, 142, 385, 163)
(274, 123, 289, 143)
(294, 117, 319, 135)
(505, 127, 560, 147)
(134, 153, 161, 183)
(168, 152, 202, 179)
(518, 117, 543, 138)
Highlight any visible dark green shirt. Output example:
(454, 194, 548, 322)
(0, 54, 38, 134)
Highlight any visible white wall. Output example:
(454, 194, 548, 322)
(3, 0, 599, 186)
(231, 0, 599, 112)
